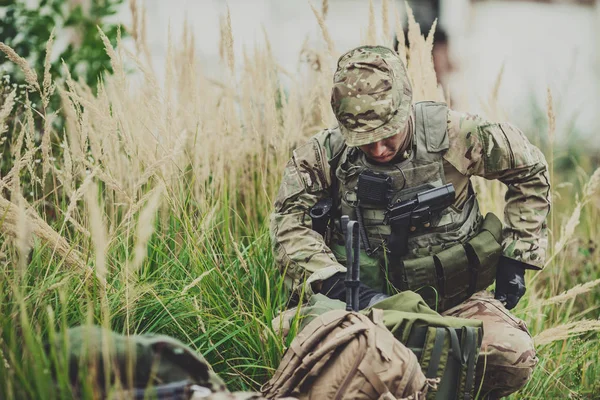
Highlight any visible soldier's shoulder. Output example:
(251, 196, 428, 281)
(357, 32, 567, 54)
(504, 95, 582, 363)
(307, 127, 346, 160)
(446, 109, 489, 144)
(443, 109, 489, 175)
(310, 126, 344, 143)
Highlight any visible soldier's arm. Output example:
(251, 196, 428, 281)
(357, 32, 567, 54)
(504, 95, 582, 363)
(270, 130, 346, 296)
(444, 110, 550, 269)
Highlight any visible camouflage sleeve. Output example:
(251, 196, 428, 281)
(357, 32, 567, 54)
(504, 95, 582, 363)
(444, 110, 550, 269)
(269, 130, 346, 295)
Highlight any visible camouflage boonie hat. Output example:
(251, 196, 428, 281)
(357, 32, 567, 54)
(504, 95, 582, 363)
(331, 45, 413, 147)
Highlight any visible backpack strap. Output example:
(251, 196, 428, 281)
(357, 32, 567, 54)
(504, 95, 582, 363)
(425, 328, 446, 379)
(370, 308, 386, 326)
(462, 327, 480, 400)
(324, 128, 347, 220)
(357, 363, 395, 399)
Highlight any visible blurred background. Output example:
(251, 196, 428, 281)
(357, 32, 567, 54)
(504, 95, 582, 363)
(115, 0, 600, 151)
(2, 0, 599, 151)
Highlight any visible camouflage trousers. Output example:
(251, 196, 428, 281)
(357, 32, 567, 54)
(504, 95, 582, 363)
(442, 290, 538, 399)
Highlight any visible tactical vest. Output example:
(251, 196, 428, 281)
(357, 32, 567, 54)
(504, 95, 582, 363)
(327, 102, 503, 312)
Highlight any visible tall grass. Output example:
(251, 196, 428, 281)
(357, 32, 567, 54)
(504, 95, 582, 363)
(0, 2, 599, 398)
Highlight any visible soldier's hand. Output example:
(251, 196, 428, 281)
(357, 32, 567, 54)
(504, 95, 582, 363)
(320, 272, 387, 310)
(494, 256, 527, 310)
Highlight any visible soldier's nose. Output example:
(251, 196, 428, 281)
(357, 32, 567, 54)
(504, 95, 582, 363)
(371, 141, 386, 157)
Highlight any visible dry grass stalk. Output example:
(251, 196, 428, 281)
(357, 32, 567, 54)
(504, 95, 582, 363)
(58, 87, 86, 177)
(9, 122, 26, 195)
(583, 167, 600, 202)
(393, 3, 407, 65)
(64, 166, 100, 225)
(0, 42, 40, 91)
(84, 181, 108, 286)
(129, 184, 163, 273)
(381, 0, 390, 46)
(366, 0, 376, 45)
(15, 196, 31, 274)
(230, 231, 249, 274)
(0, 195, 94, 280)
(59, 138, 75, 196)
(223, 6, 235, 73)
(139, 0, 152, 67)
(24, 99, 38, 184)
(182, 269, 215, 295)
(309, 3, 336, 59)
(0, 88, 16, 136)
(547, 88, 556, 146)
(114, 180, 161, 236)
(42, 28, 56, 109)
(321, 0, 328, 20)
(98, 27, 125, 87)
(41, 111, 56, 181)
(552, 201, 581, 259)
(535, 278, 600, 308)
(0, 147, 37, 193)
(405, 3, 441, 102)
(425, 19, 437, 55)
(534, 319, 600, 346)
(128, 0, 139, 50)
(60, 211, 91, 238)
(162, 128, 191, 185)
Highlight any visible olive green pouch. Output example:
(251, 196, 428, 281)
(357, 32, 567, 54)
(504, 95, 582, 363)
(465, 213, 503, 293)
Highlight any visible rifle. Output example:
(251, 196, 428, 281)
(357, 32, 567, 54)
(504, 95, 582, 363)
(342, 215, 360, 312)
(385, 184, 455, 257)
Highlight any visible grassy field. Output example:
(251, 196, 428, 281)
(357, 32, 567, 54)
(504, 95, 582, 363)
(0, 2, 599, 399)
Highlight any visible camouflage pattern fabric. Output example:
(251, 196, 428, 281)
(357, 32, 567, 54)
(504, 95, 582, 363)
(52, 326, 290, 400)
(271, 129, 342, 297)
(331, 46, 413, 147)
(56, 325, 227, 393)
(442, 291, 538, 399)
(443, 110, 550, 268)
(270, 107, 550, 291)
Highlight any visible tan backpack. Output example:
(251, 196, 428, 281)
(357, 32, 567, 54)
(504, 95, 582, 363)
(262, 309, 435, 400)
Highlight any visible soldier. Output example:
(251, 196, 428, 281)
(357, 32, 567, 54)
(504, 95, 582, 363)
(270, 45, 549, 398)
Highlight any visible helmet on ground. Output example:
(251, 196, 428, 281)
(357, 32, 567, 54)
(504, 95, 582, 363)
(330, 45, 413, 147)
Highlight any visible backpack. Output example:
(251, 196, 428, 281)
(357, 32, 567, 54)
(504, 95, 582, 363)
(262, 308, 434, 400)
(271, 292, 482, 400)
(50, 325, 279, 400)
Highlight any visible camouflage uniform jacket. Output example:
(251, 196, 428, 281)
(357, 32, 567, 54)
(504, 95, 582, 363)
(270, 108, 550, 295)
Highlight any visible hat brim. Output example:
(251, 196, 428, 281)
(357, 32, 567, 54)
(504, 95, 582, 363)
(340, 106, 410, 147)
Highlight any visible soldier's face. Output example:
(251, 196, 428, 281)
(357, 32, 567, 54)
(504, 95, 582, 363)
(359, 124, 407, 164)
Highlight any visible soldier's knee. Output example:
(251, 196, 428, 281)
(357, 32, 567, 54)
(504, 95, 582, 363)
(478, 327, 538, 397)
(478, 364, 534, 399)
